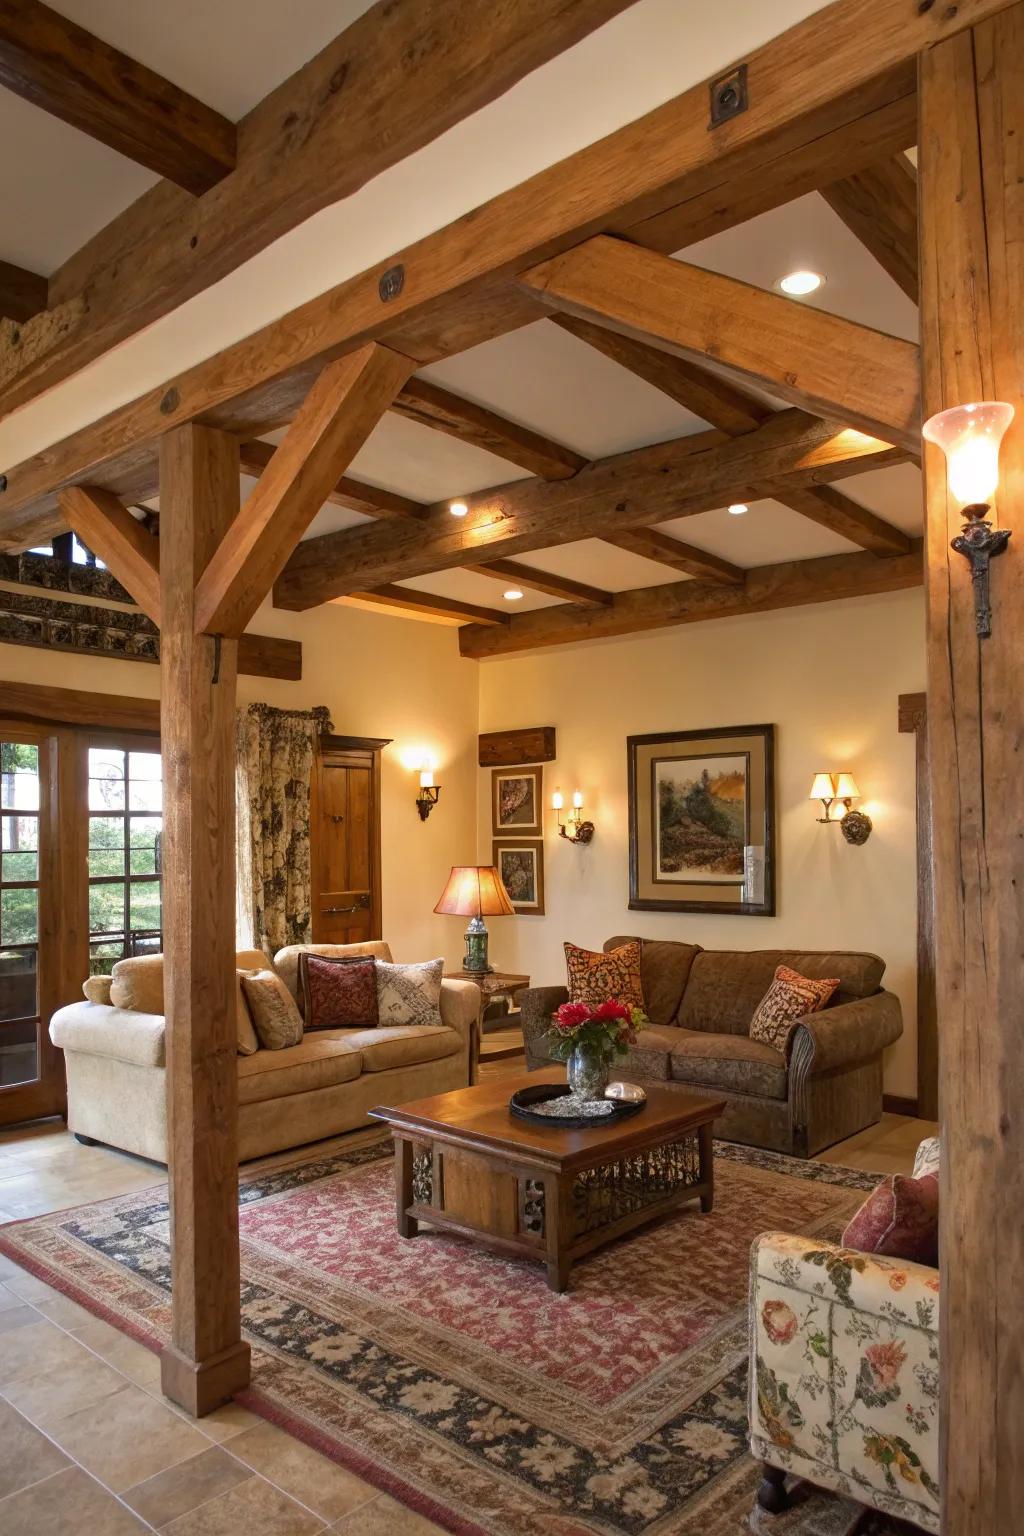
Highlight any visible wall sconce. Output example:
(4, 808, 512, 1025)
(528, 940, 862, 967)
(552, 787, 594, 844)
(923, 401, 1014, 638)
(415, 761, 441, 821)
(809, 772, 872, 846)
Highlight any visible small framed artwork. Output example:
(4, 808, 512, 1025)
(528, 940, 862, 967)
(627, 724, 775, 916)
(493, 839, 545, 915)
(491, 765, 543, 836)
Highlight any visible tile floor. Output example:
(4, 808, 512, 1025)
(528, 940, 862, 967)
(0, 1084, 937, 1535)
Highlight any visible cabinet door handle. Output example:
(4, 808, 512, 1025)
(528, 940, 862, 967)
(323, 904, 359, 914)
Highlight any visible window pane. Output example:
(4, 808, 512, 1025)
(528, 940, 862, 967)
(89, 850, 124, 878)
(129, 880, 161, 933)
(0, 1020, 37, 1086)
(1, 888, 38, 945)
(89, 746, 126, 810)
(0, 948, 37, 1024)
(90, 882, 125, 936)
(89, 940, 124, 977)
(1, 850, 37, 882)
(0, 743, 39, 811)
(128, 750, 162, 814)
(2, 815, 39, 852)
(128, 816, 161, 875)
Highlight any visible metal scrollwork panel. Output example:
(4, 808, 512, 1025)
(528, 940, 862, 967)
(571, 1136, 702, 1237)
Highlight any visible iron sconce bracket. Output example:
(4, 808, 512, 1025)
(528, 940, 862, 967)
(416, 785, 441, 821)
(558, 819, 595, 845)
(951, 503, 1011, 639)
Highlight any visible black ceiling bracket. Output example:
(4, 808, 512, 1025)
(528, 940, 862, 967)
(709, 64, 748, 129)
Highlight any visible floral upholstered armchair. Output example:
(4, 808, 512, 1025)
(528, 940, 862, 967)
(748, 1138, 940, 1533)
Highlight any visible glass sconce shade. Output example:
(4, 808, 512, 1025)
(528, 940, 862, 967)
(922, 402, 1014, 507)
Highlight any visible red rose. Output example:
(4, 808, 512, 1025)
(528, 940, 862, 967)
(592, 998, 629, 1022)
(554, 1001, 591, 1029)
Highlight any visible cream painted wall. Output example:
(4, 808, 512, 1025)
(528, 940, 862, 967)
(476, 589, 926, 1098)
(0, 599, 480, 967)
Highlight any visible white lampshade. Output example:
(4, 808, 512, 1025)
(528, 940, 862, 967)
(833, 772, 860, 801)
(809, 772, 836, 801)
(922, 402, 1014, 506)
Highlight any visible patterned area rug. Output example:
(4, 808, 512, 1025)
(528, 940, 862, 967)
(0, 1140, 908, 1536)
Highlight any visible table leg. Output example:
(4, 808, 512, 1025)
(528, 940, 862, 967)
(698, 1121, 715, 1213)
(545, 1174, 574, 1292)
(469, 998, 484, 1086)
(395, 1135, 418, 1239)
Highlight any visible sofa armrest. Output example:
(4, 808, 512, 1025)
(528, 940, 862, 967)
(50, 1002, 165, 1069)
(790, 990, 902, 1079)
(752, 1229, 939, 1325)
(520, 985, 568, 1067)
(439, 978, 480, 1050)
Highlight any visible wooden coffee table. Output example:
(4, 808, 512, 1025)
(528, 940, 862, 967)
(371, 1069, 726, 1291)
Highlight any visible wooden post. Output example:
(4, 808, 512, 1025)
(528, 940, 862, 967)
(158, 424, 250, 1415)
(919, 9, 1024, 1528)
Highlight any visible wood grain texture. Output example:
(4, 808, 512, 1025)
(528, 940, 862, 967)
(0, 0, 636, 416)
(59, 485, 161, 623)
(0, 679, 160, 730)
(458, 544, 923, 656)
(392, 378, 586, 479)
(765, 483, 911, 556)
(0, 0, 235, 193)
(896, 691, 935, 1121)
(239, 439, 426, 522)
(522, 237, 920, 449)
(274, 411, 907, 607)
(195, 345, 413, 637)
(478, 727, 557, 766)
(822, 154, 919, 302)
(919, 14, 1024, 1528)
(0, 258, 47, 323)
(466, 557, 612, 606)
(157, 423, 250, 1416)
(601, 527, 744, 584)
(349, 585, 509, 626)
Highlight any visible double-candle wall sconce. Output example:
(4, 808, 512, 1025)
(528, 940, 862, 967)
(809, 772, 872, 846)
(552, 787, 594, 844)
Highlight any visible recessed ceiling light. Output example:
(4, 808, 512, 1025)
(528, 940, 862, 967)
(779, 270, 824, 296)
(503, 588, 524, 601)
(449, 500, 468, 517)
(728, 502, 749, 516)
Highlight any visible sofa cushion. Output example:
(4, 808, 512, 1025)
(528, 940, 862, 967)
(109, 954, 164, 1014)
(676, 949, 884, 1035)
(565, 940, 644, 1010)
(842, 1171, 939, 1266)
(749, 965, 839, 1052)
(620, 1024, 687, 1081)
(605, 936, 701, 1027)
(274, 941, 393, 1001)
(241, 970, 303, 1050)
(298, 953, 378, 1029)
(237, 1036, 363, 1104)
(376, 958, 444, 1028)
(82, 975, 113, 1006)
(669, 1029, 788, 1100)
(325, 1024, 462, 1072)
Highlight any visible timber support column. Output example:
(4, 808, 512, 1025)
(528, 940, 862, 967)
(919, 9, 1024, 1530)
(158, 424, 250, 1415)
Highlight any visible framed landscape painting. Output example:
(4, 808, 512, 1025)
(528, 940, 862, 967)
(491, 766, 543, 836)
(493, 839, 545, 915)
(627, 725, 775, 915)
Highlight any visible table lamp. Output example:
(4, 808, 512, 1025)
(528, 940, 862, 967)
(433, 865, 515, 973)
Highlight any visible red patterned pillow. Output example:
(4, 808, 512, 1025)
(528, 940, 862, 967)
(298, 954, 378, 1030)
(842, 1172, 939, 1266)
(748, 964, 839, 1052)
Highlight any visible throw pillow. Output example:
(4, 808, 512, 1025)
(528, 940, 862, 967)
(842, 1171, 939, 1266)
(913, 1135, 941, 1180)
(240, 969, 303, 1050)
(564, 940, 645, 1011)
(82, 974, 113, 1006)
(748, 964, 839, 1052)
(375, 957, 444, 1028)
(298, 953, 379, 1030)
(234, 973, 261, 1056)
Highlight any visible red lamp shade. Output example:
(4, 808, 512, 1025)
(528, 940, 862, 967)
(433, 866, 515, 918)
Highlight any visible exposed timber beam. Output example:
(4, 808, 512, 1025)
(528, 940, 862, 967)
(0, 0, 236, 194)
(58, 485, 161, 623)
(521, 236, 921, 449)
(0, 259, 47, 324)
(0, 0, 637, 418)
(195, 346, 413, 638)
(274, 410, 907, 609)
(238, 439, 425, 522)
(768, 482, 910, 556)
(465, 557, 612, 606)
(391, 378, 586, 479)
(348, 586, 510, 626)
(822, 154, 919, 302)
(602, 527, 744, 584)
(458, 543, 923, 657)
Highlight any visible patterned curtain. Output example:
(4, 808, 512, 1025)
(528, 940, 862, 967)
(235, 703, 332, 955)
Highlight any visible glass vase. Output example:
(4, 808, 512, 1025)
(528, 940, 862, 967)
(567, 1043, 610, 1101)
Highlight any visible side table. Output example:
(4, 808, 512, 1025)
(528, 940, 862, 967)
(444, 969, 530, 1083)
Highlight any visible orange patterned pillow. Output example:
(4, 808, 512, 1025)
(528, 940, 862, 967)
(749, 964, 839, 1052)
(565, 940, 645, 1011)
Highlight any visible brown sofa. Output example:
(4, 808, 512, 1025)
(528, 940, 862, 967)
(519, 936, 902, 1157)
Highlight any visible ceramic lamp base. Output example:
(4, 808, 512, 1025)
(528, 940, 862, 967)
(462, 916, 493, 973)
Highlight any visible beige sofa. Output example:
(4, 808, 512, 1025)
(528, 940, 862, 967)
(50, 941, 478, 1163)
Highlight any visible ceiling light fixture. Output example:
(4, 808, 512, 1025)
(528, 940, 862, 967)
(449, 500, 468, 518)
(728, 502, 749, 515)
(779, 270, 824, 296)
(503, 588, 524, 601)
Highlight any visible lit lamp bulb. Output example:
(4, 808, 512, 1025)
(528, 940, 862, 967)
(551, 789, 564, 811)
(572, 790, 583, 809)
(419, 764, 434, 789)
(922, 402, 1014, 509)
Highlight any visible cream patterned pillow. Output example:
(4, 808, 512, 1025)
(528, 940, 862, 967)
(375, 958, 444, 1028)
(240, 969, 303, 1050)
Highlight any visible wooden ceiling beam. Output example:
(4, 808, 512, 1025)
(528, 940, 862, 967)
(195, 345, 413, 638)
(822, 154, 919, 302)
(0, 0, 236, 194)
(273, 410, 907, 609)
(601, 527, 744, 585)
(58, 484, 160, 623)
(391, 378, 586, 479)
(348, 587, 509, 626)
(238, 439, 425, 522)
(522, 236, 921, 450)
(465, 557, 612, 606)
(766, 481, 911, 556)
(0, 259, 47, 324)
(458, 543, 923, 657)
